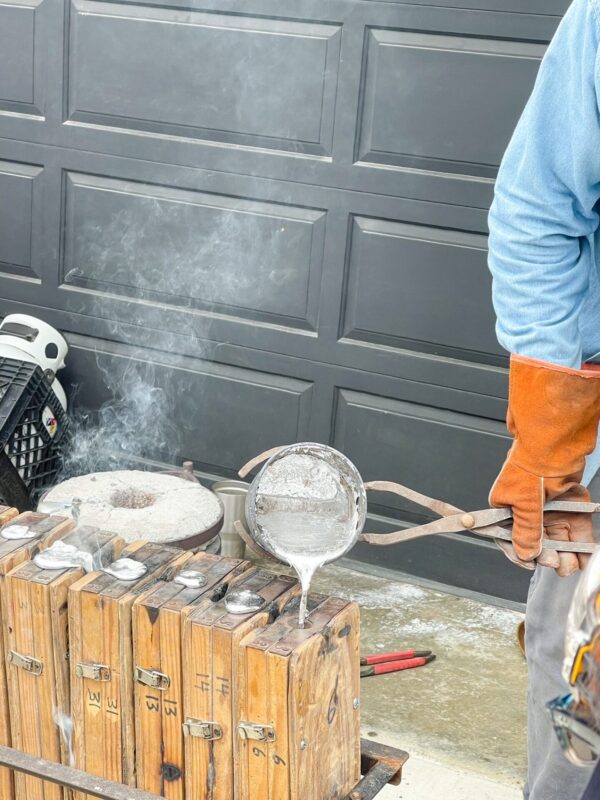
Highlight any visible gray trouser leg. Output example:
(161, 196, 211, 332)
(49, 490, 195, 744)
(524, 474, 600, 799)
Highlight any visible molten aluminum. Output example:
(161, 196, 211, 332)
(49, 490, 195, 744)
(174, 569, 208, 589)
(34, 541, 94, 572)
(102, 558, 147, 581)
(246, 444, 366, 626)
(1, 524, 37, 541)
(224, 589, 266, 615)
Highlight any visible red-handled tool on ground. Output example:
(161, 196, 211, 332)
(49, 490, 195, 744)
(360, 649, 432, 666)
(360, 654, 436, 678)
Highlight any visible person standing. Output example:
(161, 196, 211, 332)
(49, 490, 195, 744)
(487, 1, 600, 797)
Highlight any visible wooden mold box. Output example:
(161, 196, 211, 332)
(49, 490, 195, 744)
(237, 593, 361, 800)
(182, 568, 299, 800)
(0, 511, 73, 800)
(4, 527, 124, 800)
(133, 552, 252, 799)
(68, 541, 188, 800)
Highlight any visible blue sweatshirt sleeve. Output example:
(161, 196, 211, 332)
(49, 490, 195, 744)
(488, 0, 600, 368)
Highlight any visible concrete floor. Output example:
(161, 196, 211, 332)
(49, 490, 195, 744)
(255, 556, 528, 798)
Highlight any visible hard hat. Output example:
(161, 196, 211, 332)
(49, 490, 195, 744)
(0, 314, 68, 374)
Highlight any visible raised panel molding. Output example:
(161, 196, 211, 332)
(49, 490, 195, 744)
(61, 171, 327, 330)
(333, 388, 508, 515)
(341, 216, 500, 360)
(0, 160, 42, 279)
(356, 28, 545, 177)
(66, 0, 342, 156)
(361, 0, 568, 10)
(0, 0, 44, 117)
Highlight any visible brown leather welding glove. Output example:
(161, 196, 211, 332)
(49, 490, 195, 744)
(490, 355, 600, 576)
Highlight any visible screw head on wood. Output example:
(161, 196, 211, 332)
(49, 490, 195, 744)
(353, 698, 360, 710)
(300, 739, 308, 750)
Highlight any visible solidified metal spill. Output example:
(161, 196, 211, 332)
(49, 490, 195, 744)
(254, 453, 360, 627)
(174, 569, 208, 589)
(102, 558, 147, 581)
(224, 589, 265, 615)
(53, 708, 74, 766)
(1, 524, 37, 541)
(34, 541, 95, 572)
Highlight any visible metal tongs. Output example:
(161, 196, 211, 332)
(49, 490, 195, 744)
(238, 444, 599, 569)
(360, 481, 599, 565)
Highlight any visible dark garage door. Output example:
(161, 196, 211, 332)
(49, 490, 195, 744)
(0, 0, 570, 601)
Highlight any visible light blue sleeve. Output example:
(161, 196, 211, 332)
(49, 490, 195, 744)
(488, 0, 600, 368)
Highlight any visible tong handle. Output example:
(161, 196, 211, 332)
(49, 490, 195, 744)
(543, 500, 600, 514)
(238, 446, 286, 480)
(364, 480, 463, 518)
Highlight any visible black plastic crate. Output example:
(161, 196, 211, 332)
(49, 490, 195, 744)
(0, 357, 68, 510)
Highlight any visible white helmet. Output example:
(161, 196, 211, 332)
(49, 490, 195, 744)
(0, 314, 67, 374)
(0, 314, 68, 410)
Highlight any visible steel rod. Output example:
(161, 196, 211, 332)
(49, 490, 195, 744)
(0, 739, 408, 800)
(0, 746, 162, 800)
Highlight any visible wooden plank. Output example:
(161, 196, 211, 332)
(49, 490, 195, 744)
(5, 528, 123, 800)
(73, 588, 106, 800)
(238, 596, 361, 800)
(67, 576, 83, 800)
(69, 542, 186, 800)
(6, 570, 35, 799)
(266, 651, 289, 799)
(134, 553, 251, 799)
(0, 511, 74, 797)
(245, 645, 269, 800)
(182, 571, 298, 800)
(0, 513, 75, 800)
(211, 625, 235, 800)
(159, 606, 184, 800)
(133, 589, 164, 797)
(182, 602, 213, 800)
(31, 578, 62, 800)
(288, 601, 361, 800)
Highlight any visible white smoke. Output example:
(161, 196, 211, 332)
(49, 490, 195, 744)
(61, 356, 180, 479)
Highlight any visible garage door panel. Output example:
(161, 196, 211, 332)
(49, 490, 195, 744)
(61, 170, 326, 330)
(67, 0, 342, 156)
(341, 216, 501, 359)
(357, 29, 545, 177)
(0, 0, 42, 115)
(0, 161, 42, 279)
(65, 339, 315, 473)
(333, 388, 509, 516)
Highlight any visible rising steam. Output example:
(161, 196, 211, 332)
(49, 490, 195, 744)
(60, 358, 180, 479)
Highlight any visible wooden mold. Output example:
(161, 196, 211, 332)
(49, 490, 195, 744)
(68, 541, 188, 800)
(237, 593, 361, 800)
(182, 569, 299, 800)
(132, 552, 252, 799)
(0, 510, 73, 800)
(4, 527, 124, 800)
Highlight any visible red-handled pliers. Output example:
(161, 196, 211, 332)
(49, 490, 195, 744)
(360, 653, 435, 678)
(360, 649, 431, 666)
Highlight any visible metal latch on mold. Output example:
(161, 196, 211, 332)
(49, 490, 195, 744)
(183, 719, 222, 741)
(8, 650, 43, 676)
(134, 667, 170, 691)
(237, 722, 276, 742)
(75, 662, 111, 682)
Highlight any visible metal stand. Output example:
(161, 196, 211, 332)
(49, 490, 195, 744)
(346, 739, 409, 799)
(0, 738, 409, 799)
